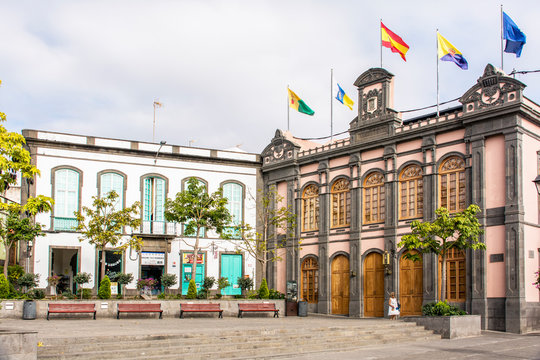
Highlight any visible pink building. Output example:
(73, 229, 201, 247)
(261, 65, 540, 333)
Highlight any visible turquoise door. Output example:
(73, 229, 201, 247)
(221, 254, 242, 296)
(182, 263, 204, 295)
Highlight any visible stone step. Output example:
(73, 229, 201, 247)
(38, 327, 434, 356)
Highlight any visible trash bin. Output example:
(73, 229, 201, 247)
(22, 300, 36, 320)
(298, 301, 308, 317)
(286, 300, 298, 316)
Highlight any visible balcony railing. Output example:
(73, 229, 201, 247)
(53, 217, 78, 231)
(140, 220, 176, 235)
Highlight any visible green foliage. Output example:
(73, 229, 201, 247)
(197, 289, 208, 299)
(61, 290, 76, 300)
(74, 272, 92, 285)
(186, 279, 197, 299)
(399, 205, 485, 301)
(422, 301, 467, 316)
(76, 288, 92, 299)
(247, 290, 259, 299)
(164, 178, 231, 281)
(28, 288, 45, 300)
(114, 273, 134, 286)
(217, 277, 230, 295)
(237, 276, 253, 291)
(161, 273, 178, 292)
(202, 276, 215, 290)
(157, 293, 166, 299)
(7, 265, 24, 285)
(75, 191, 142, 278)
(268, 289, 285, 299)
(98, 275, 111, 299)
(0, 274, 9, 298)
(17, 273, 39, 292)
(258, 278, 269, 299)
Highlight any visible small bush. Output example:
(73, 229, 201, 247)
(8, 265, 24, 286)
(161, 273, 178, 294)
(422, 301, 467, 316)
(215, 293, 222, 299)
(258, 278, 269, 299)
(17, 273, 40, 292)
(157, 293, 166, 299)
(237, 277, 253, 292)
(186, 279, 197, 299)
(28, 288, 45, 300)
(0, 274, 10, 298)
(268, 288, 285, 299)
(247, 290, 259, 299)
(77, 288, 92, 299)
(62, 290, 76, 300)
(98, 276, 111, 299)
(217, 277, 230, 295)
(202, 276, 215, 291)
(197, 289, 208, 299)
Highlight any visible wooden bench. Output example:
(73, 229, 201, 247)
(180, 303, 223, 318)
(47, 303, 96, 320)
(238, 303, 279, 318)
(117, 303, 163, 319)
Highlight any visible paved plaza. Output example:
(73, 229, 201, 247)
(3, 316, 540, 359)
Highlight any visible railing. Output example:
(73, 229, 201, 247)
(53, 217, 78, 231)
(140, 220, 176, 235)
(298, 138, 351, 158)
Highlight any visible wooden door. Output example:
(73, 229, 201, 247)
(399, 250, 423, 316)
(331, 255, 350, 315)
(363, 252, 384, 317)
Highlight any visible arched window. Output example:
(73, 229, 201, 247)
(438, 248, 466, 302)
(53, 168, 80, 231)
(100, 172, 124, 211)
(143, 176, 166, 233)
(302, 184, 319, 231)
(439, 156, 466, 212)
(399, 165, 423, 219)
(223, 182, 244, 238)
(331, 179, 351, 228)
(301, 257, 319, 303)
(364, 172, 385, 223)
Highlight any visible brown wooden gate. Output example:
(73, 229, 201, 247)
(331, 255, 350, 315)
(363, 252, 384, 317)
(399, 250, 423, 316)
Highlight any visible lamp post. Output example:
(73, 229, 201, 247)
(533, 175, 540, 195)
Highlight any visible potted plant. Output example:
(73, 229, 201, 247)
(46, 274, 61, 297)
(18, 273, 39, 295)
(216, 277, 230, 298)
(115, 273, 134, 298)
(73, 272, 92, 300)
(137, 278, 157, 296)
(237, 276, 253, 298)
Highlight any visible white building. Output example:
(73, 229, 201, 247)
(22, 129, 261, 296)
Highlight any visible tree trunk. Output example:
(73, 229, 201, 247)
(191, 228, 201, 284)
(441, 252, 447, 302)
(100, 248, 106, 283)
(3, 243, 11, 278)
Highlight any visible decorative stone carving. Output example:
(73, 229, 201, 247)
(332, 178, 350, 191)
(261, 130, 298, 165)
(362, 89, 383, 121)
(365, 172, 384, 186)
(441, 157, 465, 172)
(401, 165, 422, 179)
(303, 184, 319, 197)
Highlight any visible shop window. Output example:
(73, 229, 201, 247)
(438, 248, 466, 302)
(223, 182, 243, 239)
(302, 184, 319, 231)
(100, 172, 125, 211)
(364, 172, 385, 224)
(97, 250, 123, 294)
(53, 168, 80, 231)
(331, 178, 351, 228)
(439, 156, 466, 213)
(399, 165, 423, 219)
(301, 257, 319, 303)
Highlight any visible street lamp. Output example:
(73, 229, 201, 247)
(533, 175, 540, 195)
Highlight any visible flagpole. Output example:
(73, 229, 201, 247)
(436, 30, 440, 118)
(380, 19, 383, 68)
(287, 85, 290, 131)
(500, 4, 504, 71)
(330, 68, 334, 143)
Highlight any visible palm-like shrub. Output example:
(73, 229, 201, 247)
(186, 279, 197, 299)
(98, 275, 111, 299)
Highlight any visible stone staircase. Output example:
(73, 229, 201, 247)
(37, 321, 439, 359)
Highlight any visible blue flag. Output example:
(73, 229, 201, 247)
(503, 12, 526, 57)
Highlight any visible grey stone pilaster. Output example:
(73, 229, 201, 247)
(348, 156, 362, 317)
(317, 164, 330, 314)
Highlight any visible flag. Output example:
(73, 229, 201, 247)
(334, 80, 354, 110)
(437, 32, 468, 70)
(288, 89, 314, 116)
(503, 12, 526, 57)
(381, 22, 410, 61)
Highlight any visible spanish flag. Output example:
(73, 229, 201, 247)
(288, 88, 315, 116)
(381, 22, 409, 61)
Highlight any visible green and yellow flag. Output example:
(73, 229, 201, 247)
(288, 88, 314, 116)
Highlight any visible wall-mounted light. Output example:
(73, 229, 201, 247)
(350, 271, 357, 278)
(26, 240, 33, 257)
(533, 175, 540, 195)
(383, 250, 394, 275)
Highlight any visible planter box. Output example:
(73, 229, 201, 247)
(0, 329, 37, 360)
(404, 315, 481, 339)
(0, 299, 285, 319)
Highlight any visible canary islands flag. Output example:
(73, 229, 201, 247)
(288, 89, 314, 116)
(334, 81, 354, 110)
(437, 32, 468, 70)
(381, 22, 410, 61)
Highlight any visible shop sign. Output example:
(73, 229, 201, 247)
(182, 253, 204, 264)
(111, 282, 118, 295)
(141, 252, 165, 266)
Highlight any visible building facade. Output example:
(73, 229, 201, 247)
(21, 130, 261, 296)
(261, 64, 540, 333)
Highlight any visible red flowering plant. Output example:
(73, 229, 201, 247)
(136, 278, 157, 291)
(534, 270, 540, 290)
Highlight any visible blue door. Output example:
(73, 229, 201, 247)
(182, 263, 204, 295)
(221, 254, 242, 295)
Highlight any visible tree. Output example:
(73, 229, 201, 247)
(75, 191, 142, 280)
(17, 273, 39, 294)
(398, 205, 485, 302)
(229, 186, 296, 283)
(186, 279, 197, 299)
(161, 273, 178, 295)
(115, 273, 134, 297)
(217, 277, 230, 297)
(258, 278, 269, 299)
(164, 177, 231, 282)
(74, 272, 92, 300)
(98, 275, 111, 299)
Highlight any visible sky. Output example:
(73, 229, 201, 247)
(0, 0, 538, 153)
